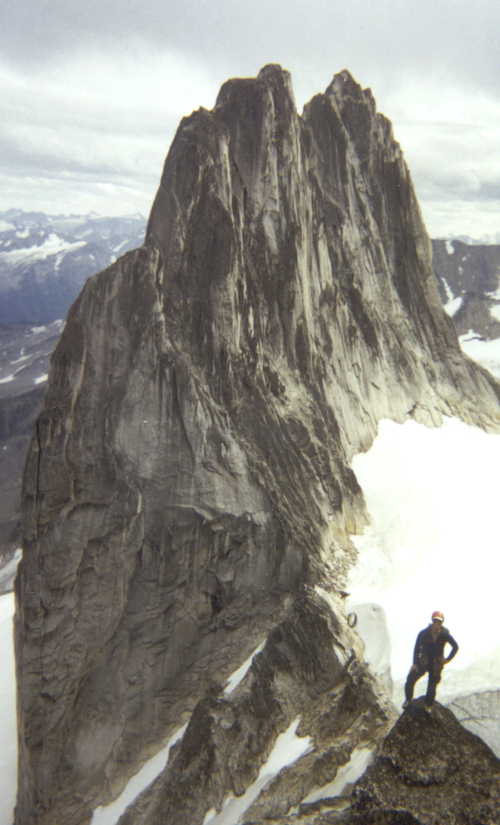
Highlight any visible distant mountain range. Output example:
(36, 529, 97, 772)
(432, 238, 500, 340)
(1, 209, 499, 339)
(0, 209, 146, 324)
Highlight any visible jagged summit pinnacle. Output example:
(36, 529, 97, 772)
(215, 62, 295, 111)
(326, 68, 378, 115)
(257, 62, 292, 82)
(212, 65, 375, 130)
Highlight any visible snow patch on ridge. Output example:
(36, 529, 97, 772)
(203, 717, 312, 825)
(444, 296, 462, 317)
(302, 746, 373, 803)
(440, 276, 454, 303)
(90, 723, 188, 825)
(224, 640, 266, 694)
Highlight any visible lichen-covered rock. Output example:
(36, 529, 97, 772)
(350, 702, 500, 822)
(244, 701, 500, 824)
(14, 65, 500, 825)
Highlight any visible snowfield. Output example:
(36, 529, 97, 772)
(0, 234, 86, 265)
(460, 332, 500, 378)
(347, 416, 500, 706)
(90, 724, 188, 825)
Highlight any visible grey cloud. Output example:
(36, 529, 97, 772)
(0, 132, 141, 180)
(2, 0, 500, 234)
(2, 0, 500, 96)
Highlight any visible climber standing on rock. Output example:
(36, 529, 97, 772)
(403, 611, 458, 712)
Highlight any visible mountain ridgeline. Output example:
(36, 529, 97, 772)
(14, 66, 500, 825)
(432, 238, 500, 339)
(0, 210, 145, 325)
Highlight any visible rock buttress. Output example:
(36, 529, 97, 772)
(15, 65, 500, 825)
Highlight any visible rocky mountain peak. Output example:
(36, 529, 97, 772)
(14, 66, 500, 825)
(216, 63, 295, 107)
(327, 68, 374, 107)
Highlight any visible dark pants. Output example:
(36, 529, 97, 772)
(405, 660, 443, 705)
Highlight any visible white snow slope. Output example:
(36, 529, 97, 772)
(460, 333, 500, 379)
(347, 416, 500, 707)
(203, 717, 312, 825)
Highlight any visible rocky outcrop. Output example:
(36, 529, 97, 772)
(248, 701, 500, 824)
(14, 66, 500, 825)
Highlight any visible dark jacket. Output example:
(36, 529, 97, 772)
(413, 624, 458, 668)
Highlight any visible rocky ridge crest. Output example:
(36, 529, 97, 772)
(243, 701, 500, 825)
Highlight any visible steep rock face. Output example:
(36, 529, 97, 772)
(0, 385, 44, 555)
(14, 66, 500, 825)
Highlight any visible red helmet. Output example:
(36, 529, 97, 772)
(431, 610, 444, 623)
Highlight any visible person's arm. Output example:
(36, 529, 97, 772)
(444, 632, 459, 662)
(412, 630, 424, 665)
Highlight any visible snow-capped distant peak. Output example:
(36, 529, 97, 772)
(0, 209, 142, 325)
(0, 235, 86, 267)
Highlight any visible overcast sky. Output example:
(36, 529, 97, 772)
(1, 0, 499, 238)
